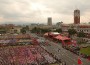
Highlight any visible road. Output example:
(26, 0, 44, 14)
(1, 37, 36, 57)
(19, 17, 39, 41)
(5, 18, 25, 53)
(30, 33, 90, 65)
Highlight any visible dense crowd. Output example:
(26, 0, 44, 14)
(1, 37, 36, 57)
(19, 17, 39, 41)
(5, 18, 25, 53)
(0, 45, 56, 65)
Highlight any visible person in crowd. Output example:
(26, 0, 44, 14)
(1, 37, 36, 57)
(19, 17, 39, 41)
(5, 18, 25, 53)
(58, 48, 61, 52)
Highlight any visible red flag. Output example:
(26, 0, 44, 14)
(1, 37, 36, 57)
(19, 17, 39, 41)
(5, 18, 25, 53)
(78, 57, 82, 65)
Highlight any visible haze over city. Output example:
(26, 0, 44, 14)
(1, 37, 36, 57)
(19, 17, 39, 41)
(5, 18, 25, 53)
(0, 0, 90, 24)
(0, 0, 90, 65)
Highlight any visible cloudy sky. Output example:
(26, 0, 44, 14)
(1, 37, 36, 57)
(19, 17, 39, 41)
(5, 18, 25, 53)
(0, 0, 90, 24)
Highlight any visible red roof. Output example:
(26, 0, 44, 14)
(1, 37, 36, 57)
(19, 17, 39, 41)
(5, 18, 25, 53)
(79, 25, 90, 28)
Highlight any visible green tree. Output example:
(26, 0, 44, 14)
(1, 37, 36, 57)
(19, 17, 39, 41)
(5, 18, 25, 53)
(77, 31, 86, 43)
(20, 26, 29, 34)
(31, 27, 39, 33)
(40, 28, 51, 33)
(77, 31, 85, 37)
(20, 28, 26, 34)
(54, 28, 62, 33)
(0, 27, 7, 34)
(68, 29, 77, 35)
(88, 22, 90, 24)
(25, 25, 29, 31)
(31, 27, 51, 34)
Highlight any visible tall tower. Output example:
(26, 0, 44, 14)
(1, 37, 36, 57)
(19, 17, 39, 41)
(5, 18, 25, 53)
(74, 9, 80, 24)
(47, 17, 52, 26)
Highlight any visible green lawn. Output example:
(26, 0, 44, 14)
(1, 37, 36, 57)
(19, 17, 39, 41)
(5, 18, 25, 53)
(80, 47, 90, 56)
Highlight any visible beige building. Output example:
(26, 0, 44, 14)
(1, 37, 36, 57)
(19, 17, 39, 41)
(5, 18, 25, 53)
(9, 26, 22, 34)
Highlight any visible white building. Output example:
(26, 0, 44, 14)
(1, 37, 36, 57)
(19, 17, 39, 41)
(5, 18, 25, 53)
(61, 24, 90, 43)
(76, 24, 90, 42)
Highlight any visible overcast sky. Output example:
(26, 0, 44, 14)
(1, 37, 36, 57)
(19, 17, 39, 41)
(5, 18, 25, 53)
(0, 0, 90, 24)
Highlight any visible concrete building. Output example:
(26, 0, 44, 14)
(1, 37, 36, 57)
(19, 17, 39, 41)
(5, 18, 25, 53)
(74, 9, 80, 24)
(77, 24, 90, 42)
(47, 17, 52, 26)
(8, 26, 22, 34)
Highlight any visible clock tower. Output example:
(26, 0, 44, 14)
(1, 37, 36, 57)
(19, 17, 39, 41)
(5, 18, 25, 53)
(74, 9, 80, 24)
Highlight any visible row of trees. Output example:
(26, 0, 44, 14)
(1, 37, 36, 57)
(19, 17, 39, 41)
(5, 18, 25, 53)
(20, 26, 29, 34)
(0, 26, 29, 34)
(30, 27, 63, 34)
(30, 27, 85, 38)
(0, 26, 62, 34)
(54, 28, 62, 33)
(31, 27, 51, 34)
(0, 27, 7, 34)
(68, 29, 85, 37)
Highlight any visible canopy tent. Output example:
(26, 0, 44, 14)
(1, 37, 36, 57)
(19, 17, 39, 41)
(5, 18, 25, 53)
(54, 35, 70, 41)
(44, 32, 60, 39)
(54, 35, 72, 45)
(44, 33, 48, 36)
(50, 32, 60, 35)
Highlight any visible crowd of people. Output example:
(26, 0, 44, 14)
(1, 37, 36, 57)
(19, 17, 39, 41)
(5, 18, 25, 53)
(0, 45, 56, 65)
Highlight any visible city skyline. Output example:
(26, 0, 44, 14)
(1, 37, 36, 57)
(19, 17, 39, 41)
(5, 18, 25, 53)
(0, 0, 90, 24)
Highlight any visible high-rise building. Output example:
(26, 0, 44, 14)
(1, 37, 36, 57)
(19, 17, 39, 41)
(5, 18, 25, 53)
(74, 9, 80, 24)
(47, 17, 52, 26)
